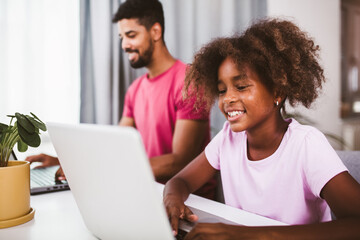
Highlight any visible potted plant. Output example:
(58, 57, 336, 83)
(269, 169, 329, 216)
(0, 112, 46, 228)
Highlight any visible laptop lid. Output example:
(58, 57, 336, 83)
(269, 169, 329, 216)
(47, 122, 175, 240)
(11, 150, 69, 195)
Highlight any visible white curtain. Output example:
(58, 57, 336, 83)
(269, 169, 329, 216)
(80, 0, 267, 130)
(162, 0, 267, 136)
(0, 0, 80, 125)
(163, 0, 266, 64)
(79, 0, 146, 125)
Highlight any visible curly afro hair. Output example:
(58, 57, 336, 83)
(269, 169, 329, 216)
(184, 18, 325, 111)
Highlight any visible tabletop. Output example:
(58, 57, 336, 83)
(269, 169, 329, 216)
(0, 183, 286, 240)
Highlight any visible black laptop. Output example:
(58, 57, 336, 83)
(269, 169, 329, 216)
(10, 151, 70, 195)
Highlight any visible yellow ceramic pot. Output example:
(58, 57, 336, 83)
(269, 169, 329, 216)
(0, 160, 34, 228)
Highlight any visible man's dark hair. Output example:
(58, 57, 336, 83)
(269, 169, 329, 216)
(112, 0, 165, 40)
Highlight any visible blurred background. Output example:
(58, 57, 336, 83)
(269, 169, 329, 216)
(1, 0, 359, 154)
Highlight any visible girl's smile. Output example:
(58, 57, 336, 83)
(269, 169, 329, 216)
(225, 110, 245, 121)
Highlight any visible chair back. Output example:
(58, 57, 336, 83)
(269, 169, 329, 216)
(336, 151, 360, 183)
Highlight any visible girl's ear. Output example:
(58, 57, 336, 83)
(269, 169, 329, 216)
(150, 22, 162, 42)
(273, 89, 285, 106)
(274, 98, 282, 106)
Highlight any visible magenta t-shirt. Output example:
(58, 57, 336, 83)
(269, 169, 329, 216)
(123, 60, 209, 158)
(205, 119, 347, 225)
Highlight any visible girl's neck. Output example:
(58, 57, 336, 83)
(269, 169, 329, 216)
(246, 116, 289, 161)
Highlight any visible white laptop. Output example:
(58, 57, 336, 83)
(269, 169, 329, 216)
(47, 122, 237, 240)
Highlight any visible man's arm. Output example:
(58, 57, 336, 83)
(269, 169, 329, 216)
(150, 119, 208, 182)
(118, 116, 136, 127)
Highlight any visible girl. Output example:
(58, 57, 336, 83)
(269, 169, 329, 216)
(163, 18, 360, 239)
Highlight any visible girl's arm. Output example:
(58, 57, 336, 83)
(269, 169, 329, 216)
(185, 171, 360, 240)
(163, 151, 217, 236)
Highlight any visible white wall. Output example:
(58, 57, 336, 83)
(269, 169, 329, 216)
(267, 0, 343, 148)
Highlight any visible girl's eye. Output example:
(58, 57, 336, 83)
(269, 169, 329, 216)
(218, 89, 226, 95)
(236, 85, 248, 91)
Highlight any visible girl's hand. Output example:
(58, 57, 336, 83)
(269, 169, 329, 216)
(164, 194, 198, 236)
(185, 223, 263, 240)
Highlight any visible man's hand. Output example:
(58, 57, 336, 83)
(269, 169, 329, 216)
(26, 153, 60, 167)
(26, 153, 66, 181)
(55, 166, 66, 181)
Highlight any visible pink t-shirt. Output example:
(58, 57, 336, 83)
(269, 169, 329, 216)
(123, 60, 209, 158)
(205, 119, 348, 225)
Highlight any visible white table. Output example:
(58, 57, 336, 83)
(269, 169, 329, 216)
(0, 191, 94, 240)
(0, 184, 286, 240)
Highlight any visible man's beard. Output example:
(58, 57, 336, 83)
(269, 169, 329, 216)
(128, 41, 154, 69)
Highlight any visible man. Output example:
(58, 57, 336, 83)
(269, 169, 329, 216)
(28, 0, 216, 199)
(113, 0, 216, 198)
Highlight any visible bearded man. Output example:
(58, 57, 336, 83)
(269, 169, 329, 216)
(113, 0, 216, 198)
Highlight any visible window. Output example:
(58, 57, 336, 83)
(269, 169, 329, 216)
(0, 0, 80, 158)
(0, 0, 80, 124)
(341, 0, 360, 118)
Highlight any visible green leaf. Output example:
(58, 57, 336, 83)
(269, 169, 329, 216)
(17, 139, 28, 152)
(17, 123, 41, 147)
(30, 112, 45, 125)
(15, 112, 35, 134)
(25, 115, 47, 131)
